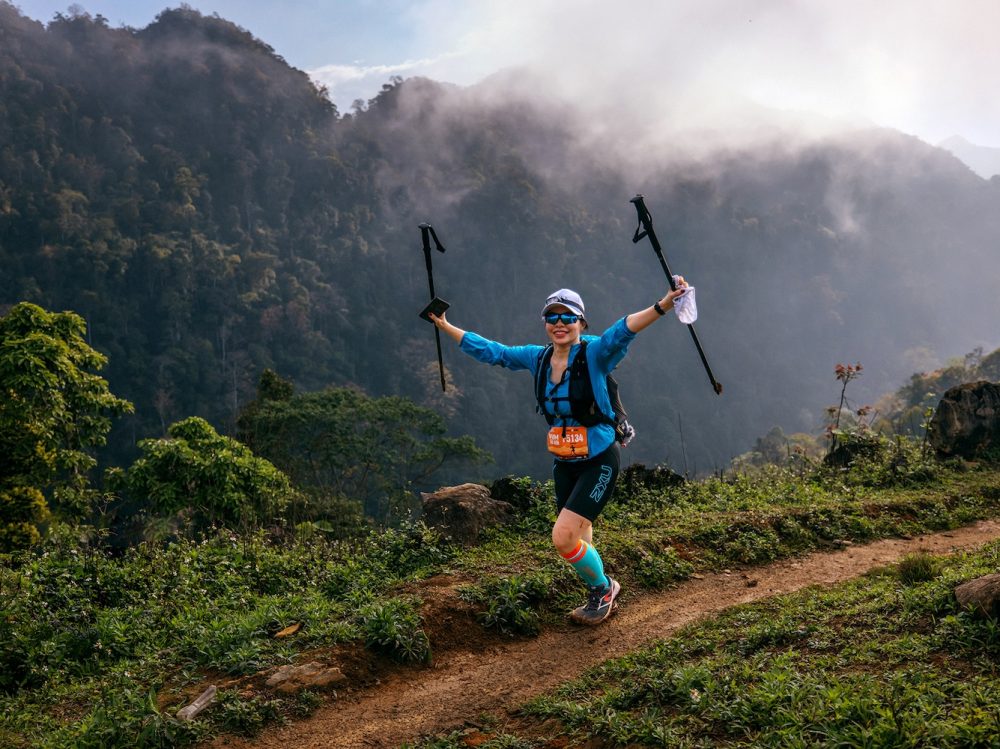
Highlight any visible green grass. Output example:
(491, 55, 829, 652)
(419, 539, 1000, 748)
(0, 523, 453, 747)
(2, 459, 1000, 747)
(453, 465, 1000, 631)
(526, 544, 1000, 747)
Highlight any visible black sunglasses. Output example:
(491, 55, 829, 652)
(544, 313, 581, 325)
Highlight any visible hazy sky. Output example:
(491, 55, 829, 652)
(12, 0, 1000, 147)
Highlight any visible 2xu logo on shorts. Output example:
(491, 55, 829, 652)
(590, 465, 613, 502)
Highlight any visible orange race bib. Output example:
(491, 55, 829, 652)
(547, 426, 589, 459)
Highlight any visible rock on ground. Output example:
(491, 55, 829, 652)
(265, 662, 346, 695)
(955, 572, 1000, 619)
(420, 483, 515, 545)
(930, 381, 1000, 460)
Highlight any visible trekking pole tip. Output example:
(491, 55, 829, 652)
(714, 381, 723, 395)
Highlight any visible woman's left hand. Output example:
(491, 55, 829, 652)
(664, 276, 689, 306)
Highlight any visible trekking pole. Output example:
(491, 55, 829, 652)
(630, 195, 723, 395)
(419, 222, 448, 392)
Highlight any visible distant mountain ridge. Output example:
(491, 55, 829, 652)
(2, 4, 999, 478)
(939, 135, 1000, 179)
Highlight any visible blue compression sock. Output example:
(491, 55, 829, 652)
(560, 540, 610, 589)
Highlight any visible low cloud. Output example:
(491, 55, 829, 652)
(314, 0, 1000, 147)
(309, 51, 463, 108)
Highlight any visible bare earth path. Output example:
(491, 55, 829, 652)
(215, 520, 1000, 749)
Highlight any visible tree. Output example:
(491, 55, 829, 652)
(239, 382, 492, 521)
(107, 416, 296, 534)
(0, 303, 133, 550)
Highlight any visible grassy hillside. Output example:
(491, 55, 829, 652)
(3, 453, 1000, 747)
(423, 534, 1000, 747)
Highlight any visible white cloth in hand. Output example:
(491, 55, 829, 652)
(672, 274, 697, 324)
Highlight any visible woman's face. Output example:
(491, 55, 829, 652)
(544, 304, 584, 346)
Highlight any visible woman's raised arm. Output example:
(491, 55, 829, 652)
(625, 277, 690, 334)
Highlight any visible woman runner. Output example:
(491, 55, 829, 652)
(430, 282, 688, 625)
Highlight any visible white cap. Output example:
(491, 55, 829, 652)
(541, 288, 585, 318)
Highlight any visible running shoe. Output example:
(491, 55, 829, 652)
(570, 577, 621, 625)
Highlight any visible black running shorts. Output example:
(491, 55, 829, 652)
(552, 443, 620, 522)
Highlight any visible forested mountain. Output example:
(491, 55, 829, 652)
(3, 4, 999, 480)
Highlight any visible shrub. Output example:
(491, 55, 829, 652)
(461, 574, 551, 636)
(107, 417, 297, 534)
(358, 598, 431, 663)
(821, 433, 939, 488)
(488, 476, 545, 513)
(897, 553, 941, 585)
(216, 690, 285, 736)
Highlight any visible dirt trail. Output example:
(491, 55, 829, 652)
(213, 520, 1000, 749)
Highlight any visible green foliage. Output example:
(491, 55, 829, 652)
(883, 344, 1000, 437)
(108, 416, 296, 534)
(0, 303, 133, 549)
(630, 544, 695, 589)
(0, 486, 49, 550)
(821, 432, 940, 488)
(505, 541, 1000, 748)
(0, 519, 458, 745)
(216, 690, 285, 737)
(488, 475, 547, 513)
(455, 462, 1000, 636)
(323, 523, 455, 602)
(814, 359, 940, 487)
(358, 597, 431, 664)
(238, 383, 491, 522)
(488, 476, 556, 533)
(291, 488, 370, 540)
(2, 458, 999, 745)
(732, 425, 825, 470)
(897, 552, 942, 585)
(460, 573, 552, 636)
(408, 731, 539, 749)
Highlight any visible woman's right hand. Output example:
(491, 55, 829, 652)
(430, 312, 466, 343)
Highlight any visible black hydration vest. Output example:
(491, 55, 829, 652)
(534, 341, 629, 440)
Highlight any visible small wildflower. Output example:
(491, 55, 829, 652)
(690, 688, 702, 703)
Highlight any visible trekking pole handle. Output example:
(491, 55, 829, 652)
(630, 195, 678, 292)
(419, 223, 445, 297)
(418, 223, 448, 392)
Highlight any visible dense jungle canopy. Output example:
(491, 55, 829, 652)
(2, 3, 1000, 481)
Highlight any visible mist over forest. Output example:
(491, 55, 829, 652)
(2, 4, 999, 482)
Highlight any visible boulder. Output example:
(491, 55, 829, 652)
(420, 483, 515, 544)
(929, 381, 1000, 460)
(954, 573, 1000, 619)
(265, 662, 346, 695)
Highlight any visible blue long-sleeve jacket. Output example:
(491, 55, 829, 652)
(459, 317, 636, 460)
